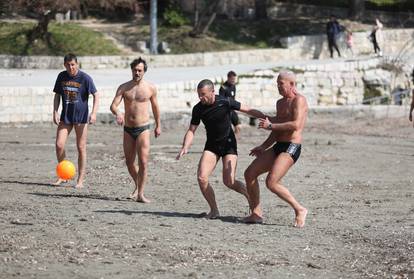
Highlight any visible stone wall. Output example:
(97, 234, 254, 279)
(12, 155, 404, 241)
(1, 58, 411, 123)
(0, 48, 299, 69)
(279, 29, 414, 60)
(0, 28, 412, 69)
(237, 57, 411, 107)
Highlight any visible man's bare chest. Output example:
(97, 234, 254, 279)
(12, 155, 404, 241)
(124, 89, 151, 102)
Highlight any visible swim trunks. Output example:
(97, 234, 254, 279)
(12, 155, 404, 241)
(272, 142, 301, 163)
(124, 124, 150, 140)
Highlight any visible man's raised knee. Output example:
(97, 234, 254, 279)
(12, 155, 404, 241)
(265, 176, 280, 190)
(244, 167, 257, 183)
(197, 175, 208, 186)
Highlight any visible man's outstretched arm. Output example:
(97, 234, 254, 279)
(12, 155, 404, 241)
(176, 124, 198, 160)
(239, 104, 267, 119)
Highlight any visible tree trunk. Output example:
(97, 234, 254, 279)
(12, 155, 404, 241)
(25, 10, 54, 53)
(348, 0, 365, 20)
(255, 0, 267, 19)
(194, 0, 199, 27)
(189, 0, 220, 38)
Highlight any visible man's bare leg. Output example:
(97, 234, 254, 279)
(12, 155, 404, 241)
(53, 123, 72, 185)
(123, 132, 139, 199)
(198, 151, 220, 219)
(74, 124, 88, 189)
(134, 130, 151, 203)
(222, 154, 250, 204)
(266, 153, 307, 228)
(243, 149, 275, 223)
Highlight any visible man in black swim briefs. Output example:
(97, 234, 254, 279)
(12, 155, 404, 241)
(110, 57, 161, 203)
(243, 71, 308, 228)
(176, 79, 266, 219)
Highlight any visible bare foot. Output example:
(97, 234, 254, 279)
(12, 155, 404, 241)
(132, 194, 151, 203)
(128, 189, 138, 200)
(294, 208, 308, 228)
(52, 178, 67, 186)
(74, 180, 85, 189)
(242, 213, 263, 224)
(205, 210, 220, 219)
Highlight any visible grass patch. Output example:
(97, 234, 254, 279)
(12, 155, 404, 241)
(0, 22, 121, 55)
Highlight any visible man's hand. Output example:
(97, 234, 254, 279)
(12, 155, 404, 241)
(258, 117, 272, 130)
(115, 113, 124, 125)
(176, 148, 188, 160)
(89, 113, 97, 124)
(53, 111, 60, 125)
(249, 145, 265, 157)
(154, 126, 161, 138)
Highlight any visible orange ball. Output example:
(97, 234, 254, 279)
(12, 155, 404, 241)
(56, 160, 76, 180)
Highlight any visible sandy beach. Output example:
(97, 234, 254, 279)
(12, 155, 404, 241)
(0, 114, 413, 278)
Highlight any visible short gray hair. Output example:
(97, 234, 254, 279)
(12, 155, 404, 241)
(197, 79, 214, 90)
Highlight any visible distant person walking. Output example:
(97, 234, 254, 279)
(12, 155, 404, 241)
(219, 71, 241, 139)
(369, 18, 383, 56)
(53, 53, 99, 188)
(326, 15, 342, 58)
(345, 28, 354, 57)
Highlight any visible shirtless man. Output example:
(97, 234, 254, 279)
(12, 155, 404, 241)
(176, 79, 266, 219)
(53, 53, 99, 188)
(243, 71, 308, 228)
(110, 57, 161, 203)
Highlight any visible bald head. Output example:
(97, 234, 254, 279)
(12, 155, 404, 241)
(278, 71, 296, 83)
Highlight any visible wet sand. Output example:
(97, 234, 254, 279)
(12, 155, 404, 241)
(0, 115, 413, 278)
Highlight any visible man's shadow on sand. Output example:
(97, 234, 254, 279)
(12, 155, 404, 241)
(94, 209, 279, 225)
(95, 209, 241, 223)
(1, 180, 57, 188)
(29, 192, 128, 202)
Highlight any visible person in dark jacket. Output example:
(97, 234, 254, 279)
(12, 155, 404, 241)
(326, 15, 342, 58)
(219, 71, 242, 138)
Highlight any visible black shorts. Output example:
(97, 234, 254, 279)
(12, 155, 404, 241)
(272, 142, 301, 163)
(230, 111, 240, 126)
(204, 133, 237, 157)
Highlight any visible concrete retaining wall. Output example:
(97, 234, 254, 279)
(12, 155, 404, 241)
(0, 28, 412, 69)
(280, 29, 414, 60)
(1, 58, 411, 123)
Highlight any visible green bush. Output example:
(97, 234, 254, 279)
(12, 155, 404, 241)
(163, 8, 189, 27)
(0, 22, 121, 55)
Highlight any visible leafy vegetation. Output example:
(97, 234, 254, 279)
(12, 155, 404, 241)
(0, 22, 120, 55)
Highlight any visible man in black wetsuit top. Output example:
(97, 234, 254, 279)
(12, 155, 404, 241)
(176, 79, 266, 219)
(219, 71, 241, 138)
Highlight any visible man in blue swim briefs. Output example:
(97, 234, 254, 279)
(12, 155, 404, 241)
(243, 71, 308, 228)
(110, 57, 161, 203)
(176, 79, 266, 219)
(53, 53, 99, 188)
